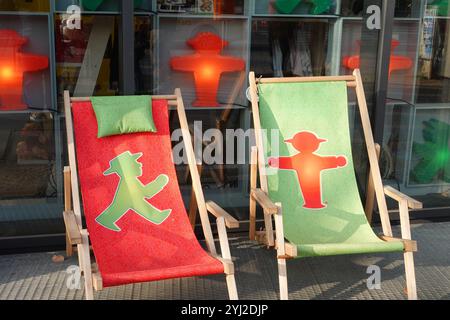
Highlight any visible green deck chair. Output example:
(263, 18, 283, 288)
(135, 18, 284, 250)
(248, 69, 422, 300)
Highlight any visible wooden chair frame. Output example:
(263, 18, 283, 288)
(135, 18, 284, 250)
(62, 89, 239, 300)
(248, 69, 422, 300)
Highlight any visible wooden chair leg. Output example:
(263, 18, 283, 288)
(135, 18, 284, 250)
(277, 258, 288, 300)
(80, 231, 94, 300)
(226, 274, 238, 300)
(77, 243, 84, 273)
(249, 147, 257, 240)
(263, 212, 275, 247)
(249, 197, 256, 240)
(274, 203, 288, 300)
(404, 251, 417, 300)
(66, 234, 74, 257)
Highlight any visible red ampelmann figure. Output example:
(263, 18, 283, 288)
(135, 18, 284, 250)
(343, 40, 412, 78)
(0, 30, 49, 110)
(268, 131, 347, 209)
(170, 32, 245, 107)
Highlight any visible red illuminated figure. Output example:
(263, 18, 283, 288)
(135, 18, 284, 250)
(269, 132, 347, 209)
(0, 30, 49, 110)
(343, 40, 412, 78)
(170, 32, 245, 107)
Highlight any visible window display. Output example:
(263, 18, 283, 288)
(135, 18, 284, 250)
(158, 17, 248, 109)
(0, 15, 53, 111)
(55, 14, 119, 105)
(380, 0, 450, 210)
(0, 113, 54, 198)
(55, 0, 152, 12)
(273, 0, 332, 14)
(251, 19, 330, 77)
(2, 0, 450, 247)
(157, 0, 245, 15)
(254, 0, 336, 15)
(0, 0, 50, 12)
(0, 30, 49, 110)
(170, 32, 245, 107)
(410, 116, 450, 184)
(343, 40, 413, 78)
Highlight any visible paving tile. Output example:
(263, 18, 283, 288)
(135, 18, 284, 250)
(0, 222, 449, 300)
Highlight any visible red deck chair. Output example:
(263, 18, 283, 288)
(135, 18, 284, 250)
(62, 89, 239, 300)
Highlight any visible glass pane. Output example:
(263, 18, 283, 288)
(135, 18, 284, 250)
(382, 1, 450, 209)
(426, 0, 450, 17)
(254, 0, 336, 15)
(158, 17, 248, 109)
(394, 0, 423, 17)
(340, 0, 422, 17)
(156, 15, 250, 217)
(416, 12, 450, 103)
(340, 0, 364, 16)
(135, 15, 155, 94)
(0, 112, 62, 237)
(55, 14, 120, 109)
(55, 0, 153, 12)
(0, 0, 50, 12)
(251, 18, 333, 77)
(388, 20, 419, 104)
(0, 15, 52, 111)
(157, 0, 246, 15)
(171, 110, 248, 189)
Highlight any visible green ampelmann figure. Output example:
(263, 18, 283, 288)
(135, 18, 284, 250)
(96, 151, 172, 231)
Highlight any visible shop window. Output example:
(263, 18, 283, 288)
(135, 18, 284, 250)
(254, 0, 336, 15)
(381, 0, 450, 210)
(156, 0, 246, 15)
(0, 0, 50, 12)
(55, 14, 120, 108)
(55, 0, 153, 13)
(251, 19, 332, 77)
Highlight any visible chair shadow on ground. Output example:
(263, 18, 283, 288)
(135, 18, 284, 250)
(1, 222, 450, 300)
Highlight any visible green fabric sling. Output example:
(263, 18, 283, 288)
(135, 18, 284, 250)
(258, 81, 404, 258)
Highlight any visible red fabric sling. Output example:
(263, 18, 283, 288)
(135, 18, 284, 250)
(71, 99, 223, 288)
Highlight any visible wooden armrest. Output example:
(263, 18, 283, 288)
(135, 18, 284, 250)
(379, 235, 417, 252)
(250, 188, 278, 215)
(63, 211, 82, 244)
(384, 186, 423, 209)
(206, 201, 239, 229)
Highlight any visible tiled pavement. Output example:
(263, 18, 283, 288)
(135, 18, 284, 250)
(1, 222, 450, 300)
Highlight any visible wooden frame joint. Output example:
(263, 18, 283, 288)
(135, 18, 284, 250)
(380, 235, 417, 252)
(384, 186, 423, 210)
(250, 188, 278, 215)
(215, 256, 234, 275)
(92, 272, 103, 291)
(284, 242, 297, 258)
(206, 201, 239, 229)
(63, 211, 82, 244)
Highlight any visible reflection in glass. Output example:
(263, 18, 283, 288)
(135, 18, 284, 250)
(55, 14, 119, 108)
(157, 0, 245, 15)
(382, 1, 450, 210)
(0, 0, 50, 12)
(251, 19, 331, 77)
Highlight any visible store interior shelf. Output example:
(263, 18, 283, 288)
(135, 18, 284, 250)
(0, 11, 50, 16)
(158, 13, 249, 19)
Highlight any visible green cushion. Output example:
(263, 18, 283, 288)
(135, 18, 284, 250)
(258, 81, 405, 258)
(91, 95, 156, 138)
